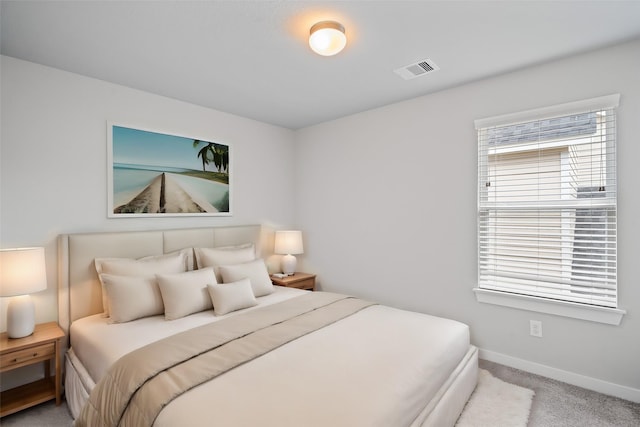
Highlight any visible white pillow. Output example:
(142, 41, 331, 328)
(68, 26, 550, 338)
(156, 268, 216, 320)
(99, 274, 164, 323)
(95, 250, 189, 316)
(219, 259, 274, 297)
(207, 279, 258, 316)
(194, 244, 255, 282)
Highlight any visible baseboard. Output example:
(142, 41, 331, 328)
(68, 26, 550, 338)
(479, 348, 640, 403)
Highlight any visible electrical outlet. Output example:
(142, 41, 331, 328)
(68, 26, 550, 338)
(529, 320, 543, 337)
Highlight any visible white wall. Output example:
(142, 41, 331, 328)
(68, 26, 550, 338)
(295, 39, 640, 398)
(0, 56, 297, 331)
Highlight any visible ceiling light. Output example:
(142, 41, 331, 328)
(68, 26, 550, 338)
(309, 21, 346, 56)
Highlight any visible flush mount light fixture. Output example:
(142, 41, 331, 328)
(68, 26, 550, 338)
(309, 21, 346, 56)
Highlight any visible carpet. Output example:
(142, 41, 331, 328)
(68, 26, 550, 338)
(456, 369, 535, 427)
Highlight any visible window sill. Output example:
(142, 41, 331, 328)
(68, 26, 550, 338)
(473, 288, 625, 325)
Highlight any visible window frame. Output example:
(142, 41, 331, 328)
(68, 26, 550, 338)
(474, 94, 625, 325)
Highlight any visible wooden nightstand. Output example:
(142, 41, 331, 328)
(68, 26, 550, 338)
(271, 272, 316, 291)
(0, 322, 65, 417)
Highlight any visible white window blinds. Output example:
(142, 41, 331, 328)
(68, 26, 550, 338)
(476, 95, 619, 308)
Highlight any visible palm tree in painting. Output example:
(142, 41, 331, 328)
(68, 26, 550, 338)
(211, 143, 229, 173)
(193, 140, 229, 174)
(193, 140, 214, 172)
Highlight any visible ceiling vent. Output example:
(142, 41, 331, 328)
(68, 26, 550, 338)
(394, 59, 440, 80)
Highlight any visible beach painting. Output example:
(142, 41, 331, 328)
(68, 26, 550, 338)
(107, 124, 231, 217)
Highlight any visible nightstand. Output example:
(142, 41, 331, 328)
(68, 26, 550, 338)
(271, 272, 316, 291)
(0, 322, 65, 417)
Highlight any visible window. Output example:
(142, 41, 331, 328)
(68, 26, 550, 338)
(475, 95, 624, 324)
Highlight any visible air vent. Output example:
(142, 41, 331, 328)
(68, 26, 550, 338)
(394, 59, 440, 80)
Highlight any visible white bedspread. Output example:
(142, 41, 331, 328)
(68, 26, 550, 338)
(70, 287, 471, 426)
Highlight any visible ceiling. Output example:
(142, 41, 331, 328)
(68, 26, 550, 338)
(2, 1, 640, 130)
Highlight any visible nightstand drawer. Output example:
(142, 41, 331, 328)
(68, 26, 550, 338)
(287, 278, 315, 290)
(1, 342, 55, 370)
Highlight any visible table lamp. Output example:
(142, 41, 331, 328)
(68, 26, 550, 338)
(0, 247, 48, 338)
(274, 230, 304, 276)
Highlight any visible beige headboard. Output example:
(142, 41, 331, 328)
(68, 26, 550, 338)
(57, 225, 276, 337)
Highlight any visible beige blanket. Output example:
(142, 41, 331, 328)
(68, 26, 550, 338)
(75, 292, 374, 427)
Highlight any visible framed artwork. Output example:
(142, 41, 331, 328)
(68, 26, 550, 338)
(107, 123, 231, 217)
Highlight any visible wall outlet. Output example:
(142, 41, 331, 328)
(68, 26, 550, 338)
(529, 320, 543, 337)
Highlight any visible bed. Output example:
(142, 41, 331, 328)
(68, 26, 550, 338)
(58, 225, 478, 426)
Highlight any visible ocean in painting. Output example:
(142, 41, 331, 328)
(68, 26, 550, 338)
(113, 163, 229, 211)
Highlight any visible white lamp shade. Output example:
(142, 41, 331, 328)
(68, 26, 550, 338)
(0, 247, 48, 297)
(274, 231, 304, 255)
(1, 247, 47, 338)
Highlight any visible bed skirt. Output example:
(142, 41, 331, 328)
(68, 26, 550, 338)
(65, 349, 94, 420)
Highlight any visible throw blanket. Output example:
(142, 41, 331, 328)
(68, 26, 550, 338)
(76, 292, 374, 427)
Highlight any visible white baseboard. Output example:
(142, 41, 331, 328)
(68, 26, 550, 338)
(479, 348, 640, 403)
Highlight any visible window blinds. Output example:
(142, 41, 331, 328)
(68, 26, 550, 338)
(476, 95, 619, 308)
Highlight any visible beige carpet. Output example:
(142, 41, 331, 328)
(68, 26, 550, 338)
(456, 369, 535, 427)
(480, 359, 640, 427)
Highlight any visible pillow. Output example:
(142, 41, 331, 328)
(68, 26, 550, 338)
(194, 244, 256, 282)
(207, 279, 258, 316)
(95, 250, 189, 316)
(156, 268, 216, 320)
(219, 259, 274, 297)
(99, 274, 164, 323)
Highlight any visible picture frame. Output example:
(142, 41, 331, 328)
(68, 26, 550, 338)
(107, 123, 231, 217)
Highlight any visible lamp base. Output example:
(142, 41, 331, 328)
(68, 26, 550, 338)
(281, 254, 297, 276)
(7, 294, 36, 338)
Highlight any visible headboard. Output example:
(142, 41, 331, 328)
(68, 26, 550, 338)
(57, 225, 277, 337)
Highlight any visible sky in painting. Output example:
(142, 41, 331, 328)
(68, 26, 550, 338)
(112, 125, 223, 171)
